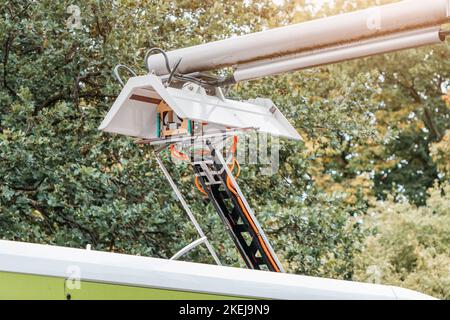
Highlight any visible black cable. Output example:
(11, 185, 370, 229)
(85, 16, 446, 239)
(145, 48, 173, 74)
(145, 47, 236, 87)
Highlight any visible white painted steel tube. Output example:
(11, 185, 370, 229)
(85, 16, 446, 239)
(170, 237, 207, 260)
(147, 0, 450, 76)
(234, 27, 444, 82)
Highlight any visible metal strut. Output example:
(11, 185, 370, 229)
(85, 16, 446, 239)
(155, 146, 221, 266)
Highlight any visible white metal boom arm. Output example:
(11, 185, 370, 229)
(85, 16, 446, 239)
(147, 0, 450, 83)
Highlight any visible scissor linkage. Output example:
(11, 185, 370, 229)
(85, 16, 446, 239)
(193, 149, 283, 272)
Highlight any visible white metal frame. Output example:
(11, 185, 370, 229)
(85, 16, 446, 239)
(146, 0, 450, 78)
(154, 144, 221, 265)
(98, 75, 301, 141)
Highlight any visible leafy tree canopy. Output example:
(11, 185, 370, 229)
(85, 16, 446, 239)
(1, 0, 449, 295)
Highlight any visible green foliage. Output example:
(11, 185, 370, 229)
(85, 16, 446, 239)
(431, 130, 450, 176)
(354, 182, 450, 299)
(261, 194, 366, 280)
(0, 0, 449, 295)
(0, 0, 368, 275)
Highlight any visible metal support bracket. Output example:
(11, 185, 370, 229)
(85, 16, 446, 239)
(170, 236, 207, 260)
(155, 147, 221, 266)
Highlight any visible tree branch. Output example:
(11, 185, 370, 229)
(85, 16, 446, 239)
(8, 177, 46, 192)
(34, 91, 68, 115)
(2, 33, 17, 97)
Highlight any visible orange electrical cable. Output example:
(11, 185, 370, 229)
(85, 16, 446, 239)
(230, 135, 238, 154)
(226, 159, 238, 192)
(224, 137, 280, 272)
(195, 176, 207, 196)
(170, 143, 210, 195)
(169, 144, 209, 196)
(227, 178, 280, 272)
(235, 159, 241, 178)
(170, 144, 189, 161)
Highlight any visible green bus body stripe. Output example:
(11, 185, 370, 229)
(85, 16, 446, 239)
(0, 271, 247, 300)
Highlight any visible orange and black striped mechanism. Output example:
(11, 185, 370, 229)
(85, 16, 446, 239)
(193, 143, 282, 272)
